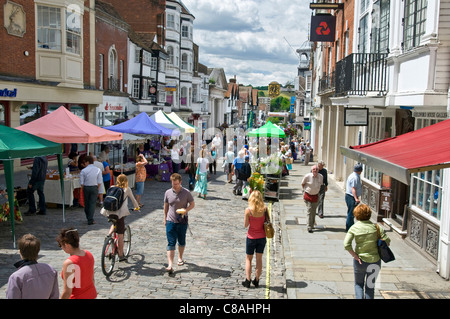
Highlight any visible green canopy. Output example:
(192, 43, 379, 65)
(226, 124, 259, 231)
(247, 120, 286, 138)
(0, 125, 64, 248)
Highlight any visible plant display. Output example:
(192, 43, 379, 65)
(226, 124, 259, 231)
(248, 172, 265, 194)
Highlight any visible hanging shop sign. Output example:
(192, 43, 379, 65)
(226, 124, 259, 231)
(344, 107, 369, 126)
(310, 15, 336, 42)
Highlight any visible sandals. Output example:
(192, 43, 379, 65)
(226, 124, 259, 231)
(177, 260, 185, 266)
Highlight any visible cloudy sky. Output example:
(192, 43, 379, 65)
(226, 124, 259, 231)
(182, 0, 312, 87)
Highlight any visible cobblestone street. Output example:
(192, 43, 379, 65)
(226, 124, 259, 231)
(0, 170, 286, 299)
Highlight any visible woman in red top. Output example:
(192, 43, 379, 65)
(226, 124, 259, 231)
(56, 228, 97, 299)
(243, 190, 267, 288)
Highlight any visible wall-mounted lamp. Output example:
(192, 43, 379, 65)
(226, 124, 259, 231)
(24, 51, 29, 56)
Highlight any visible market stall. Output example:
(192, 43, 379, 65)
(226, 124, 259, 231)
(247, 121, 286, 201)
(0, 125, 64, 247)
(166, 112, 198, 133)
(17, 106, 123, 209)
(104, 112, 180, 181)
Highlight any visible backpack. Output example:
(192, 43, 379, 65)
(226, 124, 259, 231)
(103, 186, 125, 211)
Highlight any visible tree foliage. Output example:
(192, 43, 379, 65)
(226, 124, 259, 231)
(270, 96, 290, 112)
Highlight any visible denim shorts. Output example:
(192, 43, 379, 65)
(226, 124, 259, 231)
(166, 221, 188, 251)
(246, 237, 266, 255)
(135, 182, 144, 195)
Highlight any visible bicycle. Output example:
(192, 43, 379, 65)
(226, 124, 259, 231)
(101, 215, 132, 277)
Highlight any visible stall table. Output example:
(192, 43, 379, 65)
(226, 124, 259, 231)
(42, 177, 80, 206)
(113, 170, 136, 188)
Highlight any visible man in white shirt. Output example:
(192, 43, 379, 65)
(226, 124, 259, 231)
(80, 156, 102, 225)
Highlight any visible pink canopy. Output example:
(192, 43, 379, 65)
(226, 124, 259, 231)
(16, 106, 122, 143)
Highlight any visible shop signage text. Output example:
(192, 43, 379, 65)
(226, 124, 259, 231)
(0, 88, 17, 97)
(105, 103, 123, 111)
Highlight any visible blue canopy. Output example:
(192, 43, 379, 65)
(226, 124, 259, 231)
(104, 112, 180, 136)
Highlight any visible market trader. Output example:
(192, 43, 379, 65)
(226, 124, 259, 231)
(25, 156, 48, 216)
(80, 156, 102, 225)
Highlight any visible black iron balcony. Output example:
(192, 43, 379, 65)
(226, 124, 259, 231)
(318, 71, 335, 94)
(335, 53, 388, 96)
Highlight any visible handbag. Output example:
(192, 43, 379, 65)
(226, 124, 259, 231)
(376, 224, 395, 263)
(264, 207, 274, 239)
(195, 166, 199, 181)
(303, 191, 318, 203)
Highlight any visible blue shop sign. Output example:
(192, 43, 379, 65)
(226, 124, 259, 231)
(0, 88, 17, 97)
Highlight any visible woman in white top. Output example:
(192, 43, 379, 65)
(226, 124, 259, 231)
(194, 149, 209, 199)
(100, 174, 139, 261)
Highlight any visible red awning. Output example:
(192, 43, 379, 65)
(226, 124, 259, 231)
(340, 118, 450, 185)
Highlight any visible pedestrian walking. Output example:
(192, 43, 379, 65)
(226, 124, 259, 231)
(164, 173, 195, 274)
(345, 163, 363, 231)
(238, 155, 252, 195)
(79, 156, 102, 225)
(93, 155, 105, 206)
(317, 160, 328, 218)
(56, 227, 97, 299)
(301, 165, 323, 233)
(194, 149, 209, 199)
(135, 153, 148, 207)
(344, 204, 391, 299)
(243, 190, 268, 288)
(25, 156, 48, 216)
(100, 174, 140, 262)
(186, 144, 196, 190)
(6, 234, 59, 299)
(232, 150, 245, 195)
(304, 142, 312, 165)
(224, 146, 235, 183)
(208, 145, 217, 175)
(101, 156, 112, 193)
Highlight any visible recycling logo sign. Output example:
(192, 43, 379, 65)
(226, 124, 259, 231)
(310, 15, 336, 42)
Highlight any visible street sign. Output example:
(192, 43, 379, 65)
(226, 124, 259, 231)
(310, 15, 336, 42)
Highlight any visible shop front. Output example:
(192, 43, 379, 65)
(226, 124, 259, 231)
(0, 80, 103, 170)
(340, 118, 450, 279)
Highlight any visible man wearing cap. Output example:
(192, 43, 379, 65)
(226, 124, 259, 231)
(345, 163, 363, 231)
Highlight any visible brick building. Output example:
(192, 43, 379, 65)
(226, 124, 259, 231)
(0, 0, 103, 169)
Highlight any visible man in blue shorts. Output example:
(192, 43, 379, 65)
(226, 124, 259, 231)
(164, 173, 195, 273)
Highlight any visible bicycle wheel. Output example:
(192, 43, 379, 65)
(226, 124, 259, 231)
(123, 225, 131, 257)
(101, 237, 116, 276)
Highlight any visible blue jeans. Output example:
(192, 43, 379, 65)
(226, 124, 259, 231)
(166, 221, 188, 251)
(345, 194, 356, 231)
(353, 259, 381, 299)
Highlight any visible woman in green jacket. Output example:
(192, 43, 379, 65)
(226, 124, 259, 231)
(344, 204, 391, 299)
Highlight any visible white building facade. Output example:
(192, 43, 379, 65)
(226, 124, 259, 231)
(311, 0, 450, 279)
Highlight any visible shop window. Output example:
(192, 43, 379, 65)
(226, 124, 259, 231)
(411, 169, 442, 221)
(181, 87, 188, 106)
(70, 105, 85, 119)
(0, 103, 7, 126)
(47, 103, 62, 113)
(20, 104, 42, 125)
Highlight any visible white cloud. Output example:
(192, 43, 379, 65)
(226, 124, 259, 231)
(182, 0, 311, 86)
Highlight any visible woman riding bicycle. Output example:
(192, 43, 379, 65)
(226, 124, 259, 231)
(100, 174, 139, 262)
